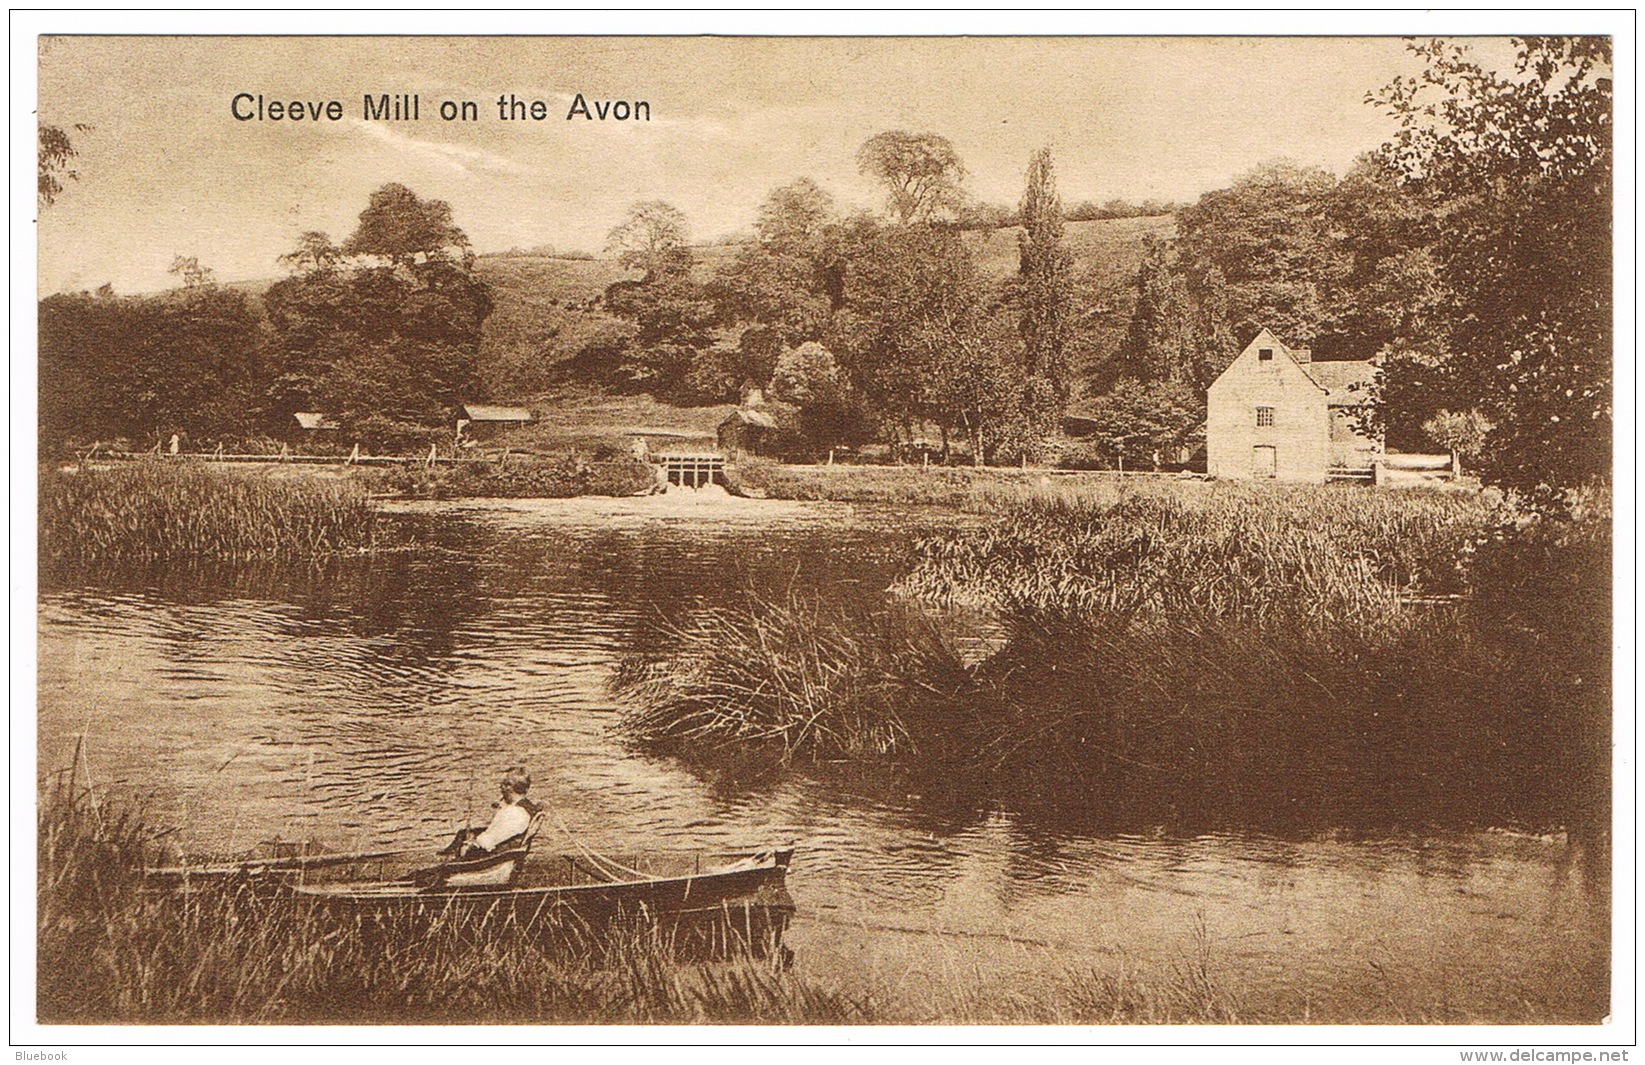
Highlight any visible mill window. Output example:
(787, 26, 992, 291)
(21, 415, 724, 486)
(1256, 406, 1275, 427)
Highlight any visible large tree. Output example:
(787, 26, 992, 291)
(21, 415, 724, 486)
(605, 201, 693, 282)
(713, 179, 844, 346)
(264, 183, 491, 443)
(1369, 36, 1612, 501)
(833, 222, 981, 441)
(855, 131, 967, 225)
(1175, 160, 1354, 348)
(342, 182, 472, 266)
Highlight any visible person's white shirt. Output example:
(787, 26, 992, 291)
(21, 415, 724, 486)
(470, 801, 531, 852)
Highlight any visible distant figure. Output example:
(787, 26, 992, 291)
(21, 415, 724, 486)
(443, 766, 538, 857)
(168, 433, 180, 455)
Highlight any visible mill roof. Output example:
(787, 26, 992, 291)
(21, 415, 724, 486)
(1302, 360, 1379, 401)
(720, 408, 778, 429)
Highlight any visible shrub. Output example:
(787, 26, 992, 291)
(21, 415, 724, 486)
(386, 456, 655, 499)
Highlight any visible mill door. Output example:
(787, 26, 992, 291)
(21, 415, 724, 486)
(1252, 445, 1277, 479)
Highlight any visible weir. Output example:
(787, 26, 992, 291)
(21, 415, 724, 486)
(654, 451, 726, 489)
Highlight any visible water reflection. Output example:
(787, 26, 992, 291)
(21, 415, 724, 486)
(37, 496, 1608, 1022)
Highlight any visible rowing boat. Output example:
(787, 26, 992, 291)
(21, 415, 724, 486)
(148, 843, 797, 958)
(279, 848, 796, 957)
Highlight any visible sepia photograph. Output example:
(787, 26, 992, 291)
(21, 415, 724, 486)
(20, 17, 1626, 1043)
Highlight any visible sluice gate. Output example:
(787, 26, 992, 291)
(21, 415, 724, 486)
(655, 452, 726, 488)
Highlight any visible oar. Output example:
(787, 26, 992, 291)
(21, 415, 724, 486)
(145, 847, 410, 878)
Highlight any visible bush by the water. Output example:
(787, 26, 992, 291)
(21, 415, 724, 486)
(387, 455, 654, 499)
(39, 461, 373, 564)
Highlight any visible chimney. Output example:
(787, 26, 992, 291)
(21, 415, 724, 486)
(1292, 347, 1312, 364)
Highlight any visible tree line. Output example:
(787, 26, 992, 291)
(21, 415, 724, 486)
(39, 37, 1611, 500)
(40, 182, 491, 452)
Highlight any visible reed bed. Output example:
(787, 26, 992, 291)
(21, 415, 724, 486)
(38, 780, 1249, 1024)
(40, 460, 374, 564)
(614, 597, 973, 761)
(899, 485, 1490, 630)
(619, 486, 1608, 834)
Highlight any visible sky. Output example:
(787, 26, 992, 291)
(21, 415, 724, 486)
(36, 35, 1472, 295)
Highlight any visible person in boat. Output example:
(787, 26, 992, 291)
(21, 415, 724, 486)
(441, 766, 541, 858)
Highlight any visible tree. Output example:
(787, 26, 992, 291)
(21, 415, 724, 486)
(168, 256, 216, 289)
(767, 341, 871, 453)
(714, 180, 843, 345)
(606, 201, 693, 282)
(1422, 408, 1494, 474)
(1117, 239, 1197, 385)
(600, 274, 719, 399)
(1067, 378, 1200, 469)
(1369, 37, 1612, 502)
(264, 184, 491, 438)
(1014, 148, 1072, 404)
(754, 178, 835, 249)
(341, 183, 471, 266)
(38, 124, 88, 208)
(1195, 265, 1238, 387)
(1175, 160, 1353, 346)
(769, 341, 842, 407)
(833, 222, 980, 441)
(927, 309, 1029, 465)
(855, 131, 967, 225)
(278, 231, 344, 275)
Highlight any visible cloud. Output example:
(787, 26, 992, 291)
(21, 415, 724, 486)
(347, 119, 536, 176)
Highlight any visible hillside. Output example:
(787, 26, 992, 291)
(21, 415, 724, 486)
(474, 214, 1175, 401)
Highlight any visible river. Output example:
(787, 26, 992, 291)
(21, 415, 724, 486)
(36, 492, 1609, 1024)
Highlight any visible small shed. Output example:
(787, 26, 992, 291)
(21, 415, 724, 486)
(717, 408, 779, 457)
(458, 403, 534, 441)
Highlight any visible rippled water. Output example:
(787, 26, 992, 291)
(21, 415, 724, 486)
(36, 493, 1609, 1023)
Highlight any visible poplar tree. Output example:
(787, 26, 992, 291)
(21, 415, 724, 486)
(1016, 147, 1072, 404)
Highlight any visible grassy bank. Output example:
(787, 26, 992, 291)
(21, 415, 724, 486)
(37, 781, 1243, 1025)
(39, 460, 374, 564)
(728, 458, 1157, 509)
(619, 485, 1610, 834)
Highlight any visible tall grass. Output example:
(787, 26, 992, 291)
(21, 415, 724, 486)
(899, 485, 1489, 630)
(615, 597, 972, 760)
(40, 461, 374, 564)
(38, 782, 1249, 1024)
(618, 484, 1609, 834)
